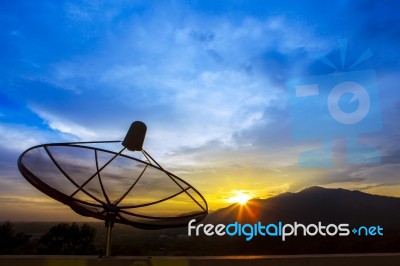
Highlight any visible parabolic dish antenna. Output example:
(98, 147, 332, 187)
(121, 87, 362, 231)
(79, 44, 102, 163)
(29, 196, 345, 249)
(17, 121, 208, 256)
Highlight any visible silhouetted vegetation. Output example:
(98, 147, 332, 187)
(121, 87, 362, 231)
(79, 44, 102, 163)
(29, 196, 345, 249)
(0, 221, 97, 255)
(37, 222, 96, 255)
(2, 221, 400, 256)
(0, 221, 32, 254)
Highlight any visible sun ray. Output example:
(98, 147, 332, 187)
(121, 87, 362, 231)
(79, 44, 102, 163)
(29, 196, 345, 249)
(227, 191, 252, 205)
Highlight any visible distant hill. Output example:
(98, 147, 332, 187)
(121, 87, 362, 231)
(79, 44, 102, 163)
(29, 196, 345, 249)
(205, 186, 400, 228)
(7, 187, 400, 255)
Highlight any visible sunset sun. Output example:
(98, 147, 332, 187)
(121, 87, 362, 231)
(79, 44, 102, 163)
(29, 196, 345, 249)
(227, 191, 252, 205)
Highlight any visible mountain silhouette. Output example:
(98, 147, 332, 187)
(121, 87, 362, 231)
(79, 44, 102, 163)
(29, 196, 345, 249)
(205, 186, 400, 228)
(109, 186, 400, 255)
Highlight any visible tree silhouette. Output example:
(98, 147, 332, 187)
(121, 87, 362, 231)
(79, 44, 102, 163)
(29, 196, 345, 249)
(0, 221, 32, 254)
(38, 222, 96, 255)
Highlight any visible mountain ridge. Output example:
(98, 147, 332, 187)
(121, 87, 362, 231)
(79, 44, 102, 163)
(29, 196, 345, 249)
(205, 186, 400, 228)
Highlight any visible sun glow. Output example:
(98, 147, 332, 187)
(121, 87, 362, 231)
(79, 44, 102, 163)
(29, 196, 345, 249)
(227, 191, 252, 205)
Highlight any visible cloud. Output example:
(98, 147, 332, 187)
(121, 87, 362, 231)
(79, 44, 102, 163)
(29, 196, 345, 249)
(30, 106, 97, 140)
(357, 182, 400, 191)
(36, 11, 329, 155)
(1, 0, 400, 219)
(0, 124, 50, 152)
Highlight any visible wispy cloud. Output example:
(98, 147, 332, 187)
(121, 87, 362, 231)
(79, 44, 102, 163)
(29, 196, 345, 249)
(30, 106, 97, 140)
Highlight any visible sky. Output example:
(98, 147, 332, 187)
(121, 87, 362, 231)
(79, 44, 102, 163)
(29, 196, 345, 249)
(1, 0, 400, 221)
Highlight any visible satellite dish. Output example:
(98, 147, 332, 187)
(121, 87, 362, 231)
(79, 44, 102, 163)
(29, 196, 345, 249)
(17, 121, 208, 257)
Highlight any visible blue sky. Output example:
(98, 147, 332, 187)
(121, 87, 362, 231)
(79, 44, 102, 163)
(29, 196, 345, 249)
(1, 0, 400, 221)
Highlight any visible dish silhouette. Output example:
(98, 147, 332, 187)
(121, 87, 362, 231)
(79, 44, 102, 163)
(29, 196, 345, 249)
(18, 122, 208, 230)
